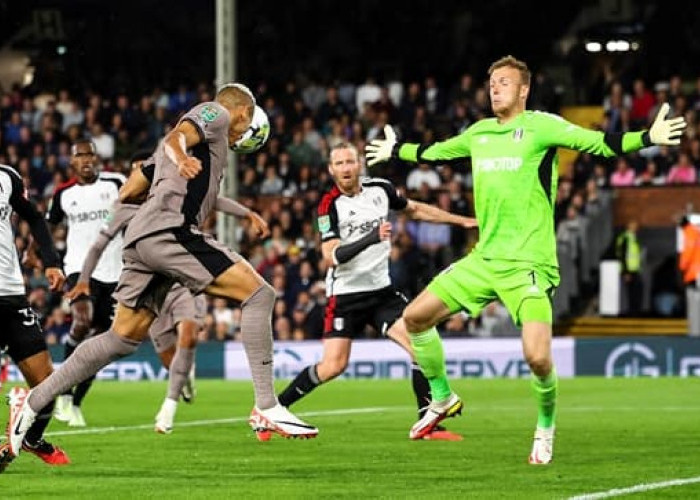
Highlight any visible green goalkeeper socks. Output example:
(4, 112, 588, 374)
(410, 327, 451, 402)
(531, 366, 558, 429)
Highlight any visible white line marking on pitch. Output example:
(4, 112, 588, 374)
(569, 476, 700, 499)
(0, 406, 412, 440)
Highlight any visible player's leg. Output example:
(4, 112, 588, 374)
(70, 281, 116, 426)
(0, 300, 70, 472)
(56, 278, 93, 422)
(155, 319, 198, 434)
(278, 337, 352, 407)
(9, 294, 157, 457)
(385, 317, 463, 441)
(403, 254, 494, 439)
(500, 264, 558, 465)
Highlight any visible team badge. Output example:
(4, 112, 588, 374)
(513, 128, 524, 142)
(200, 105, 221, 122)
(318, 215, 331, 233)
(334, 317, 344, 331)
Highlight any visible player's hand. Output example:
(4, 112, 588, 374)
(65, 281, 90, 301)
(45, 267, 65, 292)
(378, 221, 392, 241)
(365, 125, 397, 167)
(177, 156, 202, 179)
(460, 217, 478, 230)
(649, 103, 686, 146)
(247, 211, 270, 240)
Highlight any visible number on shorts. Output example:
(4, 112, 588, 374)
(18, 307, 37, 327)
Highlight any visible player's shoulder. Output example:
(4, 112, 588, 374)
(318, 185, 342, 214)
(469, 117, 498, 133)
(361, 176, 394, 189)
(54, 177, 78, 196)
(98, 171, 126, 189)
(186, 101, 230, 121)
(526, 110, 567, 124)
(0, 164, 21, 181)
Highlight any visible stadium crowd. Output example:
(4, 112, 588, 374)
(2, 72, 700, 342)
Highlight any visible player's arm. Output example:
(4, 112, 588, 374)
(8, 173, 64, 291)
(119, 162, 153, 203)
(318, 194, 390, 267)
(215, 197, 270, 239)
(538, 103, 686, 156)
(403, 200, 477, 229)
(66, 204, 129, 300)
(365, 125, 472, 167)
(164, 120, 204, 179)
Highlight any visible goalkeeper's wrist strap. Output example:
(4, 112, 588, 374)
(391, 142, 403, 159)
(641, 131, 652, 147)
(332, 226, 381, 265)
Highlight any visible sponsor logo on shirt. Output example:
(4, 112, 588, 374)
(68, 209, 111, 224)
(474, 157, 523, 173)
(347, 216, 386, 238)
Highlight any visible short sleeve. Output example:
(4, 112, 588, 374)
(375, 178, 408, 210)
(180, 102, 231, 144)
(317, 193, 340, 242)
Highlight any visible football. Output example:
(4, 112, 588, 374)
(233, 105, 270, 154)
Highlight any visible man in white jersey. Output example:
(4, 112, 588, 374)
(46, 139, 125, 427)
(0, 164, 70, 472)
(277, 142, 476, 440)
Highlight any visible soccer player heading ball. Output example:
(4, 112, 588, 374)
(366, 55, 686, 464)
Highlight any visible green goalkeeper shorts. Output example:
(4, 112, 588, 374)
(426, 251, 560, 326)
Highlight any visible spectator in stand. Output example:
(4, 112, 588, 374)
(630, 79, 655, 128)
(610, 157, 636, 187)
(406, 163, 441, 191)
(636, 160, 666, 186)
(667, 152, 697, 184)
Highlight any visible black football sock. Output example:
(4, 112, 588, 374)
(277, 365, 322, 407)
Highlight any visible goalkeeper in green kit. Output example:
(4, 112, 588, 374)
(365, 55, 686, 464)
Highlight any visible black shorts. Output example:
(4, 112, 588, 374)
(323, 286, 408, 339)
(66, 273, 117, 332)
(0, 295, 47, 363)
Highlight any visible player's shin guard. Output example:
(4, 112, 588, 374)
(167, 347, 195, 401)
(409, 327, 451, 402)
(23, 399, 55, 447)
(278, 365, 321, 407)
(240, 284, 277, 410)
(411, 363, 431, 418)
(28, 330, 140, 412)
(531, 366, 557, 429)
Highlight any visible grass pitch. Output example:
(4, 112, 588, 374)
(1, 377, 699, 499)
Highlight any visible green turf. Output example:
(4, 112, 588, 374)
(1, 378, 699, 499)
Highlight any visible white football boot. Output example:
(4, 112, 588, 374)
(54, 394, 73, 423)
(68, 406, 87, 427)
(409, 393, 463, 440)
(7, 387, 37, 457)
(154, 398, 177, 434)
(528, 427, 555, 465)
(249, 404, 318, 440)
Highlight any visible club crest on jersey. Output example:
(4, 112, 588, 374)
(373, 196, 382, 206)
(513, 128, 524, 142)
(200, 105, 221, 122)
(318, 215, 331, 233)
(334, 317, 344, 331)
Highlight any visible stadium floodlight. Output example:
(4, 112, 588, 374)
(631, 41, 640, 51)
(585, 42, 602, 53)
(606, 40, 618, 52)
(605, 40, 631, 52)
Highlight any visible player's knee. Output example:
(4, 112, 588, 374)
(403, 304, 428, 334)
(178, 321, 199, 349)
(243, 283, 275, 312)
(525, 352, 552, 377)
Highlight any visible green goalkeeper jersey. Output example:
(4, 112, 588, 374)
(398, 110, 648, 268)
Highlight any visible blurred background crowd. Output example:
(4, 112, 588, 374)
(3, 67, 700, 343)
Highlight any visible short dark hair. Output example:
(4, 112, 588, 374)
(70, 139, 96, 156)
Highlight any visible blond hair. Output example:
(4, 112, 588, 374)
(488, 55, 531, 86)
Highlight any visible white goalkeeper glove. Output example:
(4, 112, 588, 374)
(365, 125, 397, 167)
(648, 103, 686, 146)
